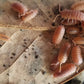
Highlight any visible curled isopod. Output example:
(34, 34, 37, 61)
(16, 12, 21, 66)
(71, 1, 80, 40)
(21, 9, 38, 22)
(66, 26, 80, 35)
(61, 19, 79, 26)
(11, 2, 28, 17)
(71, 1, 84, 11)
(52, 25, 65, 45)
(53, 63, 76, 78)
(0, 33, 9, 41)
(58, 42, 71, 72)
(60, 9, 84, 21)
(73, 37, 84, 45)
(50, 56, 59, 71)
(71, 46, 83, 66)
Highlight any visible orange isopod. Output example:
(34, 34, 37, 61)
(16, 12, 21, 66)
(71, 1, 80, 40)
(0, 33, 9, 41)
(58, 42, 71, 72)
(73, 37, 84, 45)
(52, 25, 65, 45)
(66, 26, 80, 35)
(11, 2, 28, 17)
(71, 46, 83, 66)
(60, 9, 84, 21)
(53, 63, 76, 78)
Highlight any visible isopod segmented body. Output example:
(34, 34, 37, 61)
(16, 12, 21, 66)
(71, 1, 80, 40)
(52, 25, 65, 45)
(60, 9, 84, 21)
(53, 63, 76, 78)
(21, 9, 38, 22)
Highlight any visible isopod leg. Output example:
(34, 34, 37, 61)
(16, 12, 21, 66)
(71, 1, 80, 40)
(59, 63, 62, 72)
(76, 66, 79, 73)
(52, 14, 61, 23)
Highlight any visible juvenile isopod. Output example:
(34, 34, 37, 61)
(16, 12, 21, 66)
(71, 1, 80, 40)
(66, 26, 80, 35)
(53, 63, 76, 78)
(11, 1, 28, 17)
(71, 1, 84, 11)
(52, 25, 65, 45)
(61, 19, 79, 26)
(50, 56, 59, 71)
(58, 42, 71, 72)
(0, 33, 9, 41)
(21, 9, 38, 23)
(71, 46, 83, 72)
(73, 37, 84, 45)
(60, 9, 84, 21)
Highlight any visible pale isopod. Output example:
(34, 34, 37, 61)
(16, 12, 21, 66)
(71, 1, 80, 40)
(21, 9, 38, 22)
(53, 63, 76, 78)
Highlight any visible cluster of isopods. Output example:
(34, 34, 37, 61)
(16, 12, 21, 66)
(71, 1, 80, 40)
(11, 1, 38, 23)
(50, 1, 84, 78)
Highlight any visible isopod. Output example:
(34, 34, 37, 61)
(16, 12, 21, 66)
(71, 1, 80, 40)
(50, 56, 59, 71)
(73, 37, 84, 45)
(61, 19, 79, 26)
(66, 26, 80, 35)
(60, 9, 84, 21)
(71, 1, 84, 11)
(53, 63, 76, 78)
(58, 42, 71, 72)
(0, 33, 9, 41)
(52, 25, 65, 45)
(11, 1, 28, 17)
(71, 46, 83, 72)
(21, 9, 38, 23)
